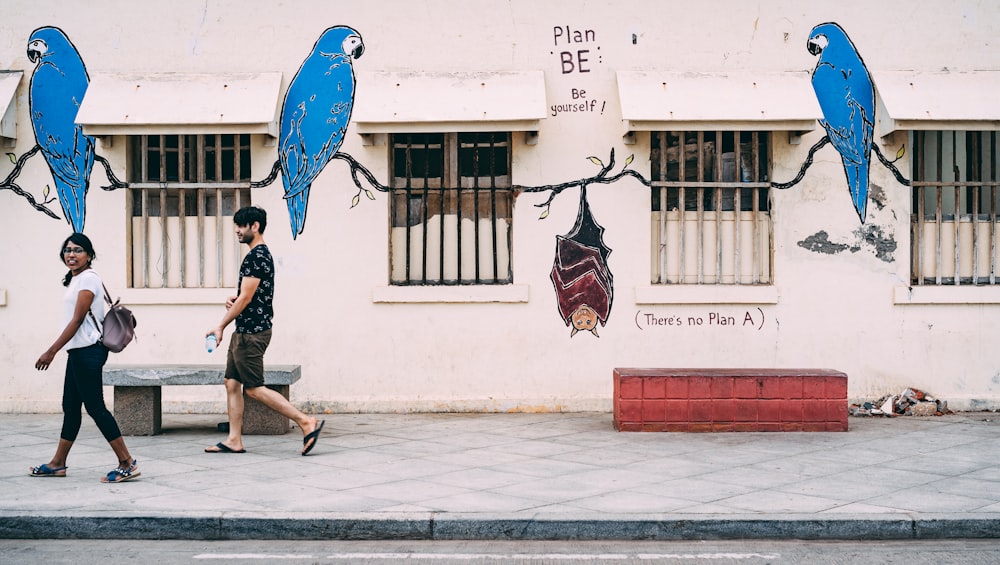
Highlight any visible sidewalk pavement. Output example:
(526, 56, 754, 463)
(1, 411, 999, 541)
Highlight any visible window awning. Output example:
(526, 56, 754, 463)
(352, 71, 547, 139)
(76, 72, 282, 138)
(0, 71, 23, 142)
(874, 70, 1000, 138)
(616, 71, 821, 138)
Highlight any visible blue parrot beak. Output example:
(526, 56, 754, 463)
(27, 49, 40, 63)
(352, 44, 364, 59)
(807, 35, 825, 56)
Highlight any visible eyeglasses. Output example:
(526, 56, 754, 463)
(63, 247, 86, 255)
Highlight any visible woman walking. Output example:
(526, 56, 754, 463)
(30, 233, 140, 483)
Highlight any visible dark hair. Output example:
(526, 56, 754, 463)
(234, 205, 267, 234)
(60, 232, 96, 287)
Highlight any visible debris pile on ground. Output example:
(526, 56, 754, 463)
(849, 388, 951, 417)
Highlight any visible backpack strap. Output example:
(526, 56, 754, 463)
(87, 282, 113, 336)
(101, 282, 114, 306)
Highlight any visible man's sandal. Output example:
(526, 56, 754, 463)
(101, 459, 141, 483)
(29, 463, 67, 477)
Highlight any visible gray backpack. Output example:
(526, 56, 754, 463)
(88, 283, 138, 353)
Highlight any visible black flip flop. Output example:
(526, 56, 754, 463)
(205, 442, 246, 454)
(301, 420, 325, 456)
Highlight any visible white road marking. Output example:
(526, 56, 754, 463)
(194, 552, 779, 560)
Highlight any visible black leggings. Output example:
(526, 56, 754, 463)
(60, 343, 122, 443)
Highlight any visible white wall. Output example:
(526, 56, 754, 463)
(1, 0, 999, 413)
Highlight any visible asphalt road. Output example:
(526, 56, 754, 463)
(3, 539, 1000, 564)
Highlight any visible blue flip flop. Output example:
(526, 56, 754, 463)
(29, 463, 67, 477)
(101, 459, 141, 483)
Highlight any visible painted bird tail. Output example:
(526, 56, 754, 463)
(285, 185, 312, 239)
(846, 162, 870, 224)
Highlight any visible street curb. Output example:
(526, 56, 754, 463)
(2, 512, 999, 540)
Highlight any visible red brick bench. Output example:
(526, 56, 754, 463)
(613, 368, 848, 432)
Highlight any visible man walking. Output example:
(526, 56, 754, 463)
(205, 205, 323, 455)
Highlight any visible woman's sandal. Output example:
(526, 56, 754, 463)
(29, 463, 67, 477)
(101, 459, 141, 483)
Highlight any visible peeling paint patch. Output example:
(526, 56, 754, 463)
(799, 226, 897, 263)
(854, 224, 897, 262)
(869, 183, 887, 211)
(798, 231, 850, 254)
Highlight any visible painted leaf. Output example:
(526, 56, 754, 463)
(351, 194, 360, 208)
(6, 153, 14, 164)
(896, 145, 906, 159)
(625, 154, 634, 167)
(588, 156, 604, 167)
(539, 207, 550, 220)
(365, 189, 375, 200)
(43, 185, 50, 198)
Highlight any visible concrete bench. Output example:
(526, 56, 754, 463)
(613, 368, 848, 432)
(103, 364, 302, 436)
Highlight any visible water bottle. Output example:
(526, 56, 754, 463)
(206, 334, 217, 353)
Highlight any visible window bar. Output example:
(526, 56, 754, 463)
(953, 131, 961, 285)
(460, 137, 470, 283)
(140, 136, 150, 288)
(178, 136, 187, 288)
(913, 131, 924, 285)
(158, 135, 169, 288)
(233, 136, 245, 273)
(657, 132, 668, 284)
(677, 131, 704, 283)
(733, 133, 742, 285)
(196, 135, 207, 288)
(489, 135, 499, 283)
(234, 186, 244, 284)
(971, 132, 980, 284)
(421, 137, 431, 285)
(936, 131, 944, 285)
(695, 131, 705, 284)
(475, 136, 486, 283)
(680, 139, 697, 283)
(713, 131, 724, 284)
(487, 136, 497, 283)
(991, 131, 998, 285)
(402, 136, 413, 284)
(214, 136, 225, 287)
(751, 132, 761, 284)
(441, 134, 455, 283)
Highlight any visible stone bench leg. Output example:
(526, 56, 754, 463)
(114, 386, 162, 436)
(243, 384, 291, 435)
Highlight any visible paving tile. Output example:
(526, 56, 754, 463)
(343, 478, 472, 505)
(710, 489, 844, 513)
(566, 490, 696, 513)
(417, 491, 542, 513)
(632, 477, 758, 503)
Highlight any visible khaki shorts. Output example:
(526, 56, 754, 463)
(224, 329, 272, 389)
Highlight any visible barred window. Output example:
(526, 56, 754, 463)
(650, 131, 772, 284)
(911, 130, 1000, 286)
(389, 132, 513, 285)
(127, 134, 251, 288)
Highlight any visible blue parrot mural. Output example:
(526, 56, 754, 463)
(807, 22, 875, 224)
(26, 26, 95, 233)
(279, 26, 364, 238)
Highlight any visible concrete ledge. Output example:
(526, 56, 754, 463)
(103, 364, 301, 386)
(102, 364, 302, 435)
(2, 512, 998, 540)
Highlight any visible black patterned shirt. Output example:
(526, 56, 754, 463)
(235, 244, 274, 334)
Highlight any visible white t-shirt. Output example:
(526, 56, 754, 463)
(63, 269, 105, 350)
